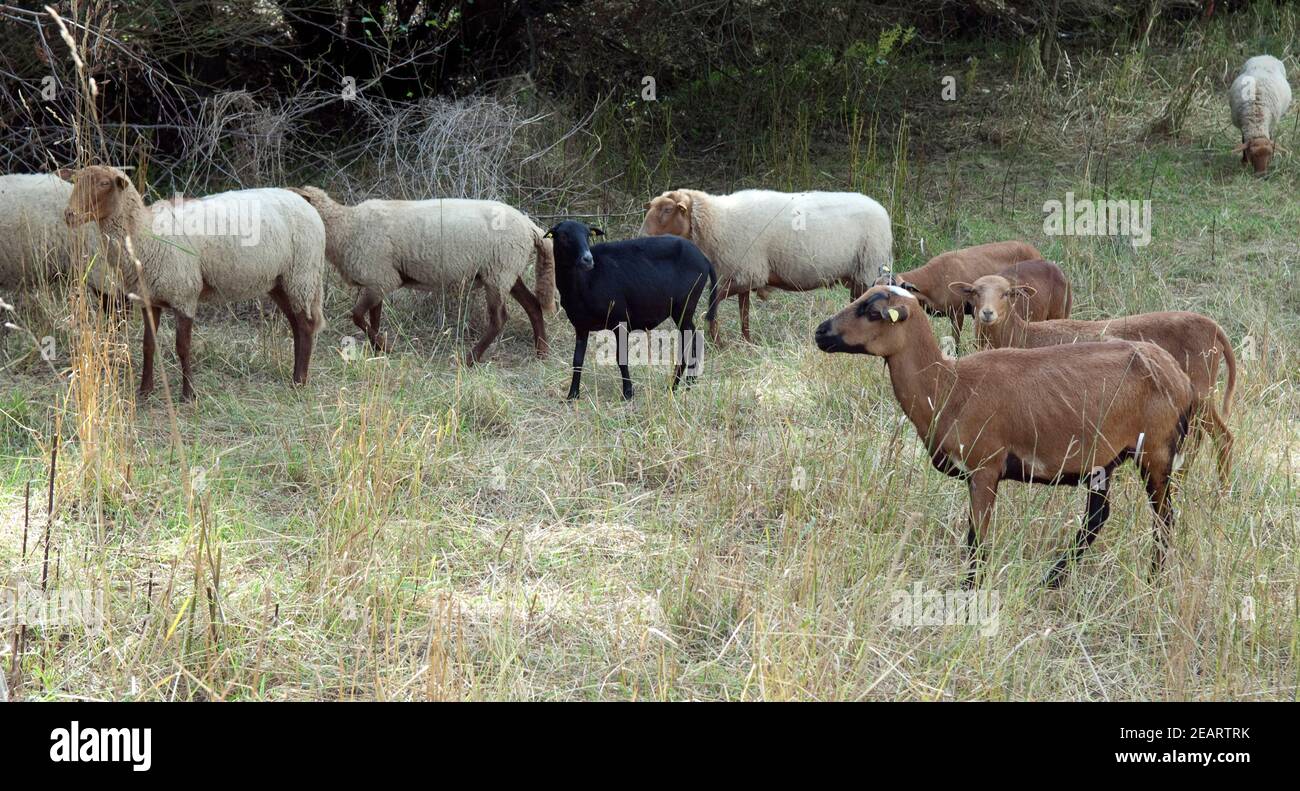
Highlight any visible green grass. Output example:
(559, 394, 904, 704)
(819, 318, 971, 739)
(2, 13, 1298, 700)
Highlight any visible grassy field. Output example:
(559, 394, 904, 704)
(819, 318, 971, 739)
(2, 11, 1297, 701)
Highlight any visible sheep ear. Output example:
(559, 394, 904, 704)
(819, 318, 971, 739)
(1232, 143, 1247, 153)
(543, 230, 554, 239)
(887, 305, 909, 323)
(900, 280, 920, 293)
(674, 201, 688, 214)
(948, 281, 974, 297)
(113, 174, 129, 190)
(589, 227, 605, 237)
(55, 167, 75, 182)
(1011, 284, 1038, 298)
(644, 202, 653, 210)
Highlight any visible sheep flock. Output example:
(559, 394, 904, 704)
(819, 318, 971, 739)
(0, 55, 1288, 592)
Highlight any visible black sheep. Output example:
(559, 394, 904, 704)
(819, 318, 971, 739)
(545, 220, 718, 399)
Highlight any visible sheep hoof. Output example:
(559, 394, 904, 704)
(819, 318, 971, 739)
(136, 385, 154, 400)
(372, 333, 393, 353)
(1042, 566, 1067, 589)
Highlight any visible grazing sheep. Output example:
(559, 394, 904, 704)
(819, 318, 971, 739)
(879, 240, 1046, 337)
(546, 220, 717, 400)
(950, 258, 1073, 344)
(639, 188, 891, 344)
(0, 173, 113, 297)
(960, 274, 1236, 481)
(290, 187, 554, 363)
(1229, 55, 1291, 175)
(815, 285, 1196, 588)
(63, 165, 326, 400)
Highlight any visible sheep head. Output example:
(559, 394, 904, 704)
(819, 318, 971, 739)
(640, 190, 692, 238)
(1234, 137, 1277, 175)
(815, 285, 915, 357)
(544, 220, 603, 271)
(951, 275, 1036, 327)
(63, 165, 132, 227)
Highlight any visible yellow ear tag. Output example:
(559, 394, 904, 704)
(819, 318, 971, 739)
(887, 308, 900, 322)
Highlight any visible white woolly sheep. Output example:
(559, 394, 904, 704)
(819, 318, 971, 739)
(289, 186, 555, 364)
(640, 188, 892, 343)
(1229, 55, 1292, 174)
(0, 173, 113, 297)
(63, 165, 326, 400)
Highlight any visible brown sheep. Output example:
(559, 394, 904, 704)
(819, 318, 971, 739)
(880, 241, 1046, 337)
(950, 258, 1072, 336)
(815, 285, 1196, 588)
(961, 274, 1236, 481)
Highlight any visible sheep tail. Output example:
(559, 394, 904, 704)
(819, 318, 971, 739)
(1217, 324, 1237, 419)
(532, 231, 557, 315)
(705, 263, 720, 323)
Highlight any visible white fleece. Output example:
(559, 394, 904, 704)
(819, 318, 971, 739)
(94, 172, 325, 325)
(650, 188, 892, 292)
(0, 174, 109, 293)
(297, 189, 552, 308)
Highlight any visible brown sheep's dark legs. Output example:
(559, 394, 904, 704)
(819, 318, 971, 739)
(174, 311, 195, 401)
(1044, 486, 1111, 588)
(567, 331, 589, 400)
(138, 303, 162, 397)
(1143, 465, 1176, 579)
(509, 277, 549, 359)
(468, 284, 506, 365)
(963, 469, 999, 588)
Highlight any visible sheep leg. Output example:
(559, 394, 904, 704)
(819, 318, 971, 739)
(138, 303, 162, 397)
(174, 311, 195, 401)
(672, 319, 697, 391)
(351, 290, 388, 352)
(615, 325, 634, 400)
(290, 311, 314, 386)
(468, 284, 505, 365)
(963, 470, 999, 589)
(567, 331, 589, 400)
(737, 291, 753, 344)
(368, 302, 385, 352)
(1143, 465, 1176, 579)
(509, 277, 548, 359)
(270, 286, 315, 386)
(1044, 487, 1111, 588)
